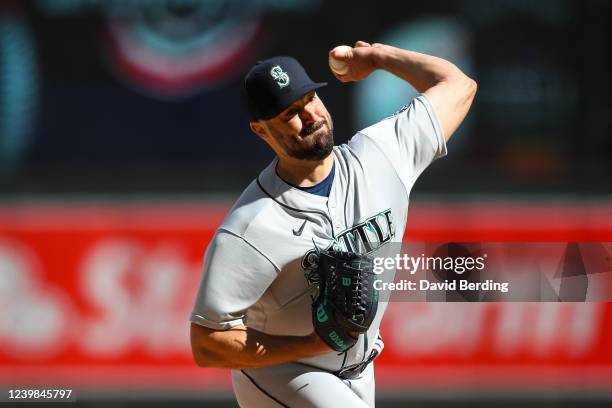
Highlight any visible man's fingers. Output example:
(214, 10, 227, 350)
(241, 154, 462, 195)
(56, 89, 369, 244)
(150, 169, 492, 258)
(330, 50, 347, 60)
(354, 40, 371, 48)
(333, 72, 350, 82)
(330, 46, 353, 61)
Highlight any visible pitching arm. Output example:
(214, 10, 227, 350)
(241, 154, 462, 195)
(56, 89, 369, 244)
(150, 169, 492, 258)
(330, 41, 477, 142)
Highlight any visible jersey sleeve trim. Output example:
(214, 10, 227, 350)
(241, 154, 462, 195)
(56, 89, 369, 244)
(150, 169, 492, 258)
(190, 313, 245, 330)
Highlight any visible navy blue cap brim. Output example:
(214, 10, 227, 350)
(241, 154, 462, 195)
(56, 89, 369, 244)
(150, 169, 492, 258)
(258, 81, 328, 120)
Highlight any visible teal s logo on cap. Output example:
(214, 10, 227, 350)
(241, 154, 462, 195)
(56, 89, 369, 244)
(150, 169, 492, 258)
(270, 65, 290, 88)
(242, 56, 326, 120)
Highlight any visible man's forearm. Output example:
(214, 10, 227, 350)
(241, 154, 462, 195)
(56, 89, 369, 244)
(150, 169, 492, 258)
(191, 323, 330, 369)
(370, 44, 467, 93)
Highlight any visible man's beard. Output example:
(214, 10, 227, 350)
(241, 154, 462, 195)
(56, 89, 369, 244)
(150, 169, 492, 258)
(284, 119, 334, 161)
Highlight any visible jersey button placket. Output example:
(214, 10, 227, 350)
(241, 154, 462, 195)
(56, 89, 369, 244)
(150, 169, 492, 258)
(328, 200, 342, 231)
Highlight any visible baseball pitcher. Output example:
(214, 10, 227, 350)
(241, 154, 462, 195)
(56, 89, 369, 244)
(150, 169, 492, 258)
(190, 41, 476, 407)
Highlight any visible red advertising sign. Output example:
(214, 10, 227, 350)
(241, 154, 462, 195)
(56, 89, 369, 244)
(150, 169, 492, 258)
(1, 201, 611, 392)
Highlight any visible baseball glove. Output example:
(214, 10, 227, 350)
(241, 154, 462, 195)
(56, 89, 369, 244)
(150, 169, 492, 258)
(311, 249, 379, 352)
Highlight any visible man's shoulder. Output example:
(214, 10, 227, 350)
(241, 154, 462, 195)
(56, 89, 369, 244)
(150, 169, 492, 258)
(357, 110, 400, 139)
(340, 125, 390, 164)
(220, 178, 272, 237)
(357, 94, 431, 138)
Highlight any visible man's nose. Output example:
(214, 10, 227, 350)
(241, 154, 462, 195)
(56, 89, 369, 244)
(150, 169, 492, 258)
(300, 104, 319, 126)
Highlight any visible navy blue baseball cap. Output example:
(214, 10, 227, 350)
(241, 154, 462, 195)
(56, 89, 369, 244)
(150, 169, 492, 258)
(241, 56, 327, 121)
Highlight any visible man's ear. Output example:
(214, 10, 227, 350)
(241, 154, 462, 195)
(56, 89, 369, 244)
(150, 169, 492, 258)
(249, 121, 268, 140)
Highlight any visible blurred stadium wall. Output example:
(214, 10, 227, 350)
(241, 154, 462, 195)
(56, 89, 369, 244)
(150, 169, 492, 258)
(1, 0, 611, 407)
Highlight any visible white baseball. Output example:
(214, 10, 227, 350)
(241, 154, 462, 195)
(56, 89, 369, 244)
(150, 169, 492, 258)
(328, 45, 353, 75)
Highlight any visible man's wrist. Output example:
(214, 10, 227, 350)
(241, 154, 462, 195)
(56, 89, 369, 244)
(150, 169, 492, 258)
(369, 44, 396, 72)
(366, 46, 382, 71)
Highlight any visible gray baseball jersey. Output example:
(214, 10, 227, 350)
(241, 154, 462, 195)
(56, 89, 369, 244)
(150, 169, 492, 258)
(191, 94, 446, 405)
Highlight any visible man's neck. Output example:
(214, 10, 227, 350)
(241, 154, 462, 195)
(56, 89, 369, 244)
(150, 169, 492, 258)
(276, 154, 334, 188)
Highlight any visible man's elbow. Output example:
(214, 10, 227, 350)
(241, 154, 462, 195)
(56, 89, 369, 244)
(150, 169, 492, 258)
(466, 77, 477, 100)
(190, 323, 225, 368)
(452, 71, 477, 99)
(192, 346, 217, 368)
(449, 74, 477, 110)
(192, 340, 234, 368)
